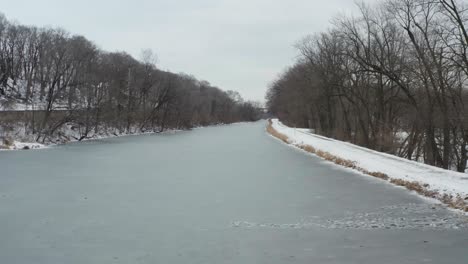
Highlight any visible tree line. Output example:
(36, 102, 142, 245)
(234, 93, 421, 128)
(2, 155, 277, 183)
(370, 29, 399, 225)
(266, 0, 468, 172)
(0, 14, 261, 143)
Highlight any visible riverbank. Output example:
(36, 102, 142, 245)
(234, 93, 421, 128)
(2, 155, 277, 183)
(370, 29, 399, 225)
(0, 140, 46, 150)
(0, 121, 251, 151)
(0, 121, 181, 151)
(267, 119, 468, 212)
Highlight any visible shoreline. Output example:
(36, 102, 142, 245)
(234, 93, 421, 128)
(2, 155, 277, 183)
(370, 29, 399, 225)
(0, 121, 257, 151)
(266, 119, 468, 213)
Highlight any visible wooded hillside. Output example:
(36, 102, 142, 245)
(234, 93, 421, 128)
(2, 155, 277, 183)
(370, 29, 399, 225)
(0, 14, 261, 144)
(266, 0, 468, 172)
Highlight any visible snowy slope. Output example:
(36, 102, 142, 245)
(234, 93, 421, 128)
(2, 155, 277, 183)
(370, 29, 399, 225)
(271, 119, 468, 201)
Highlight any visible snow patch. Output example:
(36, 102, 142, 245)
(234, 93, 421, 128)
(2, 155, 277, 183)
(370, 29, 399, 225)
(12, 141, 46, 150)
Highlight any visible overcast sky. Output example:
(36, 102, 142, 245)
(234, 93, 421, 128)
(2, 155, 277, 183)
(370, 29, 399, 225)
(1, 0, 377, 101)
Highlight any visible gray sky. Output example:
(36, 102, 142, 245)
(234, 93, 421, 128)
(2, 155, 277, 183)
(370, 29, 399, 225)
(1, 0, 375, 101)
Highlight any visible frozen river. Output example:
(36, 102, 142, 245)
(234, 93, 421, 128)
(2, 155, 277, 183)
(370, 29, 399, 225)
(1, 121, 467, 263)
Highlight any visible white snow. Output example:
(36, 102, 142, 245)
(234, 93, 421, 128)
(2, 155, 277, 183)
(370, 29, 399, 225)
(11, 141, 46, 150)
(271, 119, 468, 200)
(0, 123, 171, 151)
(0, 141, 47, 151)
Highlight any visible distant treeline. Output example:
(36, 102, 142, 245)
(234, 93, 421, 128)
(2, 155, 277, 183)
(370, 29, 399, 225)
(266, 0, 468, 172)
(0, 14, 261, 143)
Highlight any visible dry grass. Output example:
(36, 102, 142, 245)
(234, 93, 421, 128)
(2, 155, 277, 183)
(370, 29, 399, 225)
(266, 119, 468, 213)
(266, 120, 289, 143)
(390, 179, 438, 198)
(0, 137, 12, 149)
(362, 171, 390, 181)
(298, 144, 316, 153)
(2, 137, 13, 147)
(388, 179, 468, 211)
(316, 149, 358, 169)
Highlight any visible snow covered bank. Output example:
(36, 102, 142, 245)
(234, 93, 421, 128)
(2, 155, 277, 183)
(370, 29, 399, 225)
(268, 119, 468, 212)
(10, 141, 46, 150)
(0, 125, 171, 151)
(0, 121, 250, 151)
(0, 140, 46, 151)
